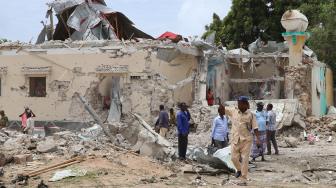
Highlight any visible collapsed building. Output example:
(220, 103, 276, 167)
(1, 5, 336, 187)
(0, 2, 334, 160)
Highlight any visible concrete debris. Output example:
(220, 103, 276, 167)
(191, 176, 207, 186)
(284, 136, 299, 148)
(78, 124, 103, 141)
(327, 106, 336, 115)
(213, 147, 236, 171)
(305, 115, 336, 136)
(37, 138, 58, 153)
(49, 169, 87, 182)
(0, 153, 13, 167)
(292, 114, 306, 129)
(13, 154, 33, 165)
(0, 167, 3, 177)
(248, 38, 288, 54)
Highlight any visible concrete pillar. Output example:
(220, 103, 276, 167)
(282, 32, 308, 66)
(198, 56, 208, 106)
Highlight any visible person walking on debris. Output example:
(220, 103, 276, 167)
(206, 88, 215, 106)
(251, 102, 267, 161)
(224, 96, 260, 185)
(157, 105, 169, 137)
(210, 105, 229, 149)
(19, 107, 36, 134)
(266, 103, 279, 155)
(0, 110, 9, 129)
(177, 102, 190, 160)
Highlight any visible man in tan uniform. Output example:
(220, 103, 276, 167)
(225, 96, 260, 185)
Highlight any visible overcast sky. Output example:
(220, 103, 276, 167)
(0, 0, 232, 42)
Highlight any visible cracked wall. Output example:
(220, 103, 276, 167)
(0, 46, 197, 121)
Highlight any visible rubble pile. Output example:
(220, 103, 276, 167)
(122, 75, 175, 123)
(305, 115, 336, 137)
(284, 65, 312, 115)
(187, 104, 218, 148)
(0, 127, 113, 168)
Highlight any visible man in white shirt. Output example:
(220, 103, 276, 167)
(211, 105, 229, 149)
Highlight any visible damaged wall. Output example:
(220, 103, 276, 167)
(0, 43, 198, 122)
(228, 58, 286, 100)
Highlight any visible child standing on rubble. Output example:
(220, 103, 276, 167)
(19, 107, 36, 134)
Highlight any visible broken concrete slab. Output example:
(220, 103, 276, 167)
(293, 115, 306, 129)
(13, 154, 33, 164)
(70, 144, 85, 154)
(0, 153, 13, 167)
(3, 138, 23, 151)
(37, 138, 58, 153)
(284, 136, 299, 148)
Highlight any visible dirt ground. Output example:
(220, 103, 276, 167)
(1, 140, 335, 188)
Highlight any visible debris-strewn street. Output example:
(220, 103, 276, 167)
(0, 126, 335, 187)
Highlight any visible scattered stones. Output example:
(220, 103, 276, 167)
(191, 176, 207, 186)
(13, 154, 33, 164)
(140, 176, 158, 184)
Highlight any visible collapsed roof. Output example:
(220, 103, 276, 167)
(37, 0, 153, 44)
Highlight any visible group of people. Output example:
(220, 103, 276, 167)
(154, 103, 191, 160)
(155, 96, 279, 185)
(0, 107, 36, 134)
(210, 97, 279, 185)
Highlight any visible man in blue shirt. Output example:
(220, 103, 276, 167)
(211, 105, 229, 149)
(251, 102, 267, 161)
(176, 102, 190, 160)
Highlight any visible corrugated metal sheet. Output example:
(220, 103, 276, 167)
(47, 0, 85, 14)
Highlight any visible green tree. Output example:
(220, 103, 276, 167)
(300, 1, 336, 71)
(203, 0, 302, 48)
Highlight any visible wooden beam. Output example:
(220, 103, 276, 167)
(229, 77, 284, 83)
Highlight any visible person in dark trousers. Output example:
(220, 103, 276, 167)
(250, 102, 267, 161)
(176, 102, 190, 160)
(266, 104, 279, 155)
(158, 105, 169, 137)
(211, 105, 229, 149)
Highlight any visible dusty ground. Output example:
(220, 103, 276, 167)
(1, 140, 335, 188)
